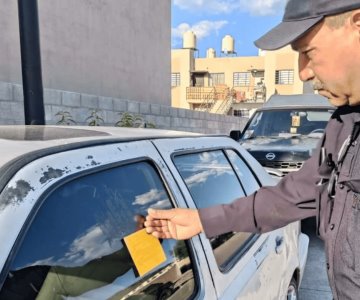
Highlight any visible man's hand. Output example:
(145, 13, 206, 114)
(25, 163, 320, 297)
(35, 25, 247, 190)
(145, 208, 204, 240)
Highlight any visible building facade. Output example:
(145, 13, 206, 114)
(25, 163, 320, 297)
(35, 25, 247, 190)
(171, 32, 305, 115)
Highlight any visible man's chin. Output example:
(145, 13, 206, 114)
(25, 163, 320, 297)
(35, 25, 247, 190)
(317, 90, 348, 107)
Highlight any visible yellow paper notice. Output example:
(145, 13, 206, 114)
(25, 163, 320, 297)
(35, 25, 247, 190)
(292, 115, 301, 127)
(123, 229, 166, 276)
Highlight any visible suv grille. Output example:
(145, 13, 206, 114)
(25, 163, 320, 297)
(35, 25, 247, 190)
(263, 161, 303, 171)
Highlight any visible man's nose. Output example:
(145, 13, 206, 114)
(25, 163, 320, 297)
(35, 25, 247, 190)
(298, 54, 315, 82)
(299, 66, 315, 82)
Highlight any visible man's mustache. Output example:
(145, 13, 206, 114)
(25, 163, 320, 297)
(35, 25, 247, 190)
(312, 81, 326, 91)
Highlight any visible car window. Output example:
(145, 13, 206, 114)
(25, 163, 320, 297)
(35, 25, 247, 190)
(0, 161, 196, 300)
(226, 150, 260, 195)
(173, 150, 255, 271)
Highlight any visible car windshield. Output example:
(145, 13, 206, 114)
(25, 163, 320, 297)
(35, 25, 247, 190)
(242, 109, 334, 139)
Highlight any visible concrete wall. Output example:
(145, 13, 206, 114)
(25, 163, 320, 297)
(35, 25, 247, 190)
(0, 82, 247, 134)
(0, 0, 171, 105)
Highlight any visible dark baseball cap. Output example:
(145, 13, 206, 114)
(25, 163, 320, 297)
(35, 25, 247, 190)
(255, 0, 360, 50)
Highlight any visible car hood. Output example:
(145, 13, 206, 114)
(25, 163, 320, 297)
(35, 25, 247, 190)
(240, 135, 321, 161)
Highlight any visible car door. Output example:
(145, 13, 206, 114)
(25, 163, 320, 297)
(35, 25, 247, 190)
(153, 136, 295, 299)
(0, 140, 215, 299)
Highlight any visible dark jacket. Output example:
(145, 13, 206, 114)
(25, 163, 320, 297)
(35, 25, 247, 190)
(199, 105, 360, 300)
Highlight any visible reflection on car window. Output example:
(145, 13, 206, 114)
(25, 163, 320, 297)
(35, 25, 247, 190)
(0, 161, 196, 300)
(173, 150, 255, 271)
(226, 150, 260, 195)
(242, 109, 333, 139)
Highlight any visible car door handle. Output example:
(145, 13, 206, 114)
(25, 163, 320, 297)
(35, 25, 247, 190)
(254, 237, 270, 268)
(275, 236, 284, 254)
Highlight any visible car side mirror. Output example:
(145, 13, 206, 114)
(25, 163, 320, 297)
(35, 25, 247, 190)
(230, 130, 241, 141)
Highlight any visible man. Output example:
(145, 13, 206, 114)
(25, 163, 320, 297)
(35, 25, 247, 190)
(145, 1, 360, 299)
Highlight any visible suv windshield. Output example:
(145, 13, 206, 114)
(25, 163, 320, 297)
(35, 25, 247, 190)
(242, 109, 334, 139)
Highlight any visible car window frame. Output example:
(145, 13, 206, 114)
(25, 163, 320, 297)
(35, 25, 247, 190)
(152, 136, 278, 298)
(225, 148, 262, 195)
(0, 141, 204, 299)
(171, 147, 261, 272)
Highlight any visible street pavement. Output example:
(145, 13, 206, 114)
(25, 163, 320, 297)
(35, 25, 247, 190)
(299, 218, 333, 299)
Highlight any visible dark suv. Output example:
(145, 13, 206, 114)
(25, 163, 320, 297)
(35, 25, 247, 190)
(239, 94, 334, 177)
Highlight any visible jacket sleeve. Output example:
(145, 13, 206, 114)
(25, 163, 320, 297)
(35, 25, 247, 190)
(199, 143, 322, 238)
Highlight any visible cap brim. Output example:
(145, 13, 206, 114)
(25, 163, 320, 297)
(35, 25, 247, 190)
(254, 16, 323, 50)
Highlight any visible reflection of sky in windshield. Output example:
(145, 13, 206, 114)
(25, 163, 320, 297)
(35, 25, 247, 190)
(132, 188, 170, 210)
(175, 151, 245, 208)
(13, 161, 173, 270)
(7, 161, 194, 300)
(29, 225, 123, 268)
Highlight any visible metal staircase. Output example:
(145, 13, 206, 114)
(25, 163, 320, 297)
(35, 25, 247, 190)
(186, 85, 235, 114)
(212, 88, 235, 114)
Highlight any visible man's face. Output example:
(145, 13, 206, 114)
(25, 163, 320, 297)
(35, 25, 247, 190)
(292, 14, 360, 107)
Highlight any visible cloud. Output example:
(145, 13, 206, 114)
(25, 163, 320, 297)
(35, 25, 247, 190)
(174, 0, 239, 14)
(30, 225, 122, 268)
(184, 164, 233, 188)
(132, 189, 168, 207)
(238, 0, 287, 16)
(173, 0, 287, 16)
(172, 20, 228, 47)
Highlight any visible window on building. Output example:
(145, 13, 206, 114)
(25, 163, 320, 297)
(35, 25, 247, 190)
(173, 150, 258, 271)
(171, 72, 181, 87)
(275, 70, 294, 85)
(193, 74, 205, 87)
(209, 73, 225, 86)
(0, 161, 196, 300)
(233, 109, 249, 118)
(233, 72, 251, 86)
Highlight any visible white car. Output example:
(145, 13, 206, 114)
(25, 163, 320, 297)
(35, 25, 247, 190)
(0, 126, 308, 300)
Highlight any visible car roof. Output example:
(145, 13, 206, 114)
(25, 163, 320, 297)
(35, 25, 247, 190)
(260, 94, 334, 110)
(0, 125, 201, 170)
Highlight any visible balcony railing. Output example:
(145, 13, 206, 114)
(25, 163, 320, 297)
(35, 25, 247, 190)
(187, 85, 266, 104)
(186, 85, 266, 114)
(186, 87, 216, 103)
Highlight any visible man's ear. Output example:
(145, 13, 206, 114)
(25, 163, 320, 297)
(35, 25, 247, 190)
(350, 10, 360, 31)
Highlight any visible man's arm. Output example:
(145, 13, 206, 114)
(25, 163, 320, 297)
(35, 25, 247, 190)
(146, 142, 321, 240)
(199, 153, 319, 238)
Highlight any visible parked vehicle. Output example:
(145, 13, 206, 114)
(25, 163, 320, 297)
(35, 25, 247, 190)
(238, 94, 334, 177)
(0, 125, 309, 299)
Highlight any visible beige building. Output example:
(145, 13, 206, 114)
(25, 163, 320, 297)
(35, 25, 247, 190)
(171, 32, 305, 115)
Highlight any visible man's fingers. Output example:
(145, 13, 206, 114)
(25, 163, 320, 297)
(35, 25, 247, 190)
(151, 231, 172, 239)
(148, 208, 175, 220)
(144, 219, 168, 228)
(146, 227, 172, 239)
(145, 224, 170, 234)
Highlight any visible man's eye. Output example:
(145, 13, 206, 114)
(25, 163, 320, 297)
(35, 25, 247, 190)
(303, 49, 313, 57)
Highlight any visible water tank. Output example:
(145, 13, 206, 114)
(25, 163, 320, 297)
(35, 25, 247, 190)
(206, 48, 216, 58)
(222, 35, 235, 54)
(183, 31, 197, 49)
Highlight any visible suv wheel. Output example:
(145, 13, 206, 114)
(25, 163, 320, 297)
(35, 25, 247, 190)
(287, 278, 298, 300)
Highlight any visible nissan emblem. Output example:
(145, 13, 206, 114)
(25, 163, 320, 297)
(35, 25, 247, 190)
(266, 153, 276, 160)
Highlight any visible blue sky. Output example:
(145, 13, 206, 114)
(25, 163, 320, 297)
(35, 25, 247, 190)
(172, 0, 287, 57)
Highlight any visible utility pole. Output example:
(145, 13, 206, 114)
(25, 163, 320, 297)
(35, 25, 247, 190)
(18, 0, 45, 125)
